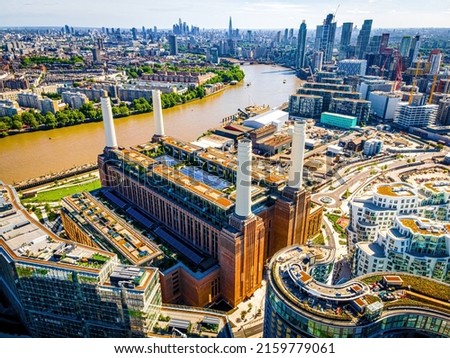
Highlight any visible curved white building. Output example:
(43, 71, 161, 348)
(350, 181, 450, 283)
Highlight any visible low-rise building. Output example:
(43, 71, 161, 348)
(363, 139, 383, 156)
(320, 112, 357, 129)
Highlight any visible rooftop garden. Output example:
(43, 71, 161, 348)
(361, 274, 450, 302)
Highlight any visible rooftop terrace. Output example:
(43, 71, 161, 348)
(376, 183, 416, 197)
(398, 217, 449, 237)
(269, 246, 450, 325)
(424, 181, 450, 194)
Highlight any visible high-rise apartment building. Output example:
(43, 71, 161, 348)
(0, 183, 162, 337)
(296, 21, 307, 69)
(379, 33, 390, 54)
(168, 35, 178, 56)
(355, 19, 373, 59)
(340, 22, 353, 59)
(437, 97, 450, 125)
(312, 51, 324, 72)
(429, 49, 442, 75)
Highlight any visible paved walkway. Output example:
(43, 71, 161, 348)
(229, 280, 267, 336)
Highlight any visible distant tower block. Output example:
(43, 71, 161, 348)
(152, 89, 165, 141)
(235, 139, 253, 218)
(288, 121, 306, 190)
(100, 91, 117, 148)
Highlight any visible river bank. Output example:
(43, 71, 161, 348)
(0, 83, 233, 139)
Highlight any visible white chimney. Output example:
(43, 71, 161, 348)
(152, 89, 165, 136)
(100, 91, 117, 148)
(288, 121, 306, 189)
(235, 139, 253, 218)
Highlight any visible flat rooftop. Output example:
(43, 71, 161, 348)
(424, 181, 450, 194)
(62, 192, 162, 266)
(398, 217, 449, 237)
(357, 242, 386, 258)
(163, 137, 202, 154)
(152, 165, 234, 210)
(113, 148, 156, 169)
(376, 183, 416, 197)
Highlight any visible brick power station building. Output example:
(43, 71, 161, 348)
(90, 90, 322, 308)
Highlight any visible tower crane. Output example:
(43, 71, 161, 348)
(428, 74, 438, 104)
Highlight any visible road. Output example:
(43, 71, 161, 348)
(312, 152, 439, 208)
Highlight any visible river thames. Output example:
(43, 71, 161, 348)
(0, 64, 302, 184)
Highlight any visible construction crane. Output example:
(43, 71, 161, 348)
(409, 54, 421, 105)
(380, 56, 389, 79)
(428, 74, 438, 104)
(333, 4, 340, 20)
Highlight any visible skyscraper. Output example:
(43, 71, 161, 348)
(400, 36, 412, 57)
(296, 20, 307, 69)
(356, 19, 373, 59)
(168, 34, 178, 56)
(409, 34, 421, 65)
(340, 22, 353, 59)
(228, 16, 233, 39)
(314, 25, 323, 51)
(318, 13, 337, 62)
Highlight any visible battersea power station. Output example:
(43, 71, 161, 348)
(91, 90, 322, 308)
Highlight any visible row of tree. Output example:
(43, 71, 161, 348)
(21, 55, 84, 68)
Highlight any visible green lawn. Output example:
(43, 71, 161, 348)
(312, 234, 325, 245)
(325, 213, 347, 238)
(22, 179, 101, 203)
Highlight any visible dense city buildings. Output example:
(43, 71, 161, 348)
(1, 7, 450, 341)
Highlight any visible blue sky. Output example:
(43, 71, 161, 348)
(1, 0, 449, 28)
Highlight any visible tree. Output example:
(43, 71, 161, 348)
(11, 119, 23, 130)
(21, 111, 36, 126)
(45, 112, 57, 128)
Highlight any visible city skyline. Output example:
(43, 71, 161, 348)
(2, 0, 450, 29)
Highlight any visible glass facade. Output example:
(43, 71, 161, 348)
(264, 280, 450, 338)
